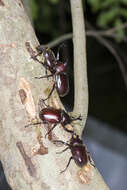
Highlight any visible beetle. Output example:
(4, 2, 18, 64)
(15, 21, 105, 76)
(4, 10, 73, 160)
(25, 107, 82, 137)
(53, 134, 95, 173)
(32, 45, 69, 100)
(40, 107, 81, 137)
(35, 45, 68, 74)
(35, 46, 57, 74)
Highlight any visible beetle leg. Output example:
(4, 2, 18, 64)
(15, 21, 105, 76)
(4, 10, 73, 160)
(43, 83, 56, 101)
(87, 152, 95, 167)
(35, 74, 54, 79)
(60, 156, 73, 173)
(30, 49, 44, 64)
(38, 98, 49, 108)
(25, 122, 44, 128)
(31, 53, 51, 77)
(45, 123, 57, 138)
(36, 45, 45, 53)
(32, 55, 42, 63)
(62, 125, 74, 134)
(56, 147, 69, 154)
(71, 114, 82, 121)
(37, 83, 56, 103)
(45, 65, 48, 76)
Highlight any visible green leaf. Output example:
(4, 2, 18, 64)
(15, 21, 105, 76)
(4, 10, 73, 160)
(101, 0, 116, 9)
(87, 0, 101, 12)
(31, 0, 38, 20)
(120, 0, 127, 4)
(48, 0, 59, 4)
(114, 19, 125, 42)
(119, 8, 127, 17)
(97, 8, 119, 28)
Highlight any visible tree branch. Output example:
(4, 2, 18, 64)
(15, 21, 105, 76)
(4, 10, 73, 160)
(43, 33, 73, 48)
(43, 21, 127, 48)
(98, 22, 127, 35)
(70, 0, 110, 189)
(0, 0, 110, 189)
(43, 26, 127, 88)
(70, 0, 88, 135)
(86, 22, 127, 88)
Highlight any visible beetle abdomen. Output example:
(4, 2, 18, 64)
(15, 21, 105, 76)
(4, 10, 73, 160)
(39, 108, 61, 123)
(56, 73, 69, 97)
(71, 145, 88, 167)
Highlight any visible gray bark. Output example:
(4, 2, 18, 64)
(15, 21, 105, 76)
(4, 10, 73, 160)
(0, 0, 110, 189)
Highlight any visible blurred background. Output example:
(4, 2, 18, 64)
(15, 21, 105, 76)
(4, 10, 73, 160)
(2, 0, 127, 189)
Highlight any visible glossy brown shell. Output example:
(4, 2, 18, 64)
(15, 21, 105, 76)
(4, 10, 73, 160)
(39, 108, 61, 124)
(56, 73, 69, 97)
(71, 145, 88, 167)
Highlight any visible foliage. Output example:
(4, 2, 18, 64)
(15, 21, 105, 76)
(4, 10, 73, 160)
(87, 0, 127, 41)
(30, 0, 68, 43)
(31, 0, 127, 42)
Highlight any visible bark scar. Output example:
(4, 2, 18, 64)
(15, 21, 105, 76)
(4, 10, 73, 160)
(19, 78, 36, 119)
(19, 78, 48, 155)
(16, 141, 36, 178)
(36, 126, 48, 155)
(19, 89, 27, 104)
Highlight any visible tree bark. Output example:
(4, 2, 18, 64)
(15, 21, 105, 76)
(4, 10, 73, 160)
(0, 0, 110, 190)
(22, 0, 32, 23)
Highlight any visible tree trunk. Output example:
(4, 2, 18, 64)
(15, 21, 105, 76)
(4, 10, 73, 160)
(0, 0, 110, 189)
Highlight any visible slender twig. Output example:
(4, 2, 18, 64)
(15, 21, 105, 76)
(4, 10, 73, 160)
(43, 31, 127, 49)
(86, 21, 127, 88)
(70, 0, 88, 135)
(90, 34, 127, 87)
(98, 22, 127, 35)
(42, 23, 127, 88)
(44, 33, 72, 48)
(43, 22, 127, 48)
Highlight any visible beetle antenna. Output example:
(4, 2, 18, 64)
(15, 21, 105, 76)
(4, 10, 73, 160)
(71, 115, 82, 121)
(56, 147, 70, 154)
